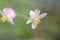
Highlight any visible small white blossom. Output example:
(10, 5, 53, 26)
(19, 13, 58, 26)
(26, 9, 47, 29)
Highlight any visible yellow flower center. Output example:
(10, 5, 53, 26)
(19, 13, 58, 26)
(1, 16, 7, 22)
(34, 18, 41, 24)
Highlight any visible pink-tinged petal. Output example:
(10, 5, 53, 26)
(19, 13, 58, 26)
(26, 17, 33, 24)
(3, 7, 16, 19)
(32, 22, 37, 29)
(34, 9, 40, 16)
(38, 13, 47, 19)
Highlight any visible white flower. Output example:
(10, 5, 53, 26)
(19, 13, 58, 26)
(0, 7, 16, 25)
(26, 9, 47, 29)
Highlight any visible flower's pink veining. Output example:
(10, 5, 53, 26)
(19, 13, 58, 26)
(34, 9, 39, 14)
(3, 7, 16, 19)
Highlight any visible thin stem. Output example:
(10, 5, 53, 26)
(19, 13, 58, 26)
(16, 13, 28, 20)
(36, 26, 42, 38)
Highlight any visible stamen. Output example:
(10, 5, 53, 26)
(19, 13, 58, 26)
(1, 16, 7, 22)
(34, 18, 41, 24)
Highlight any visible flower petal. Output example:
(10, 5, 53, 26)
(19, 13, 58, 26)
(29, 10, 35, 17)
(0, 11, 5, 16)
(3, 8, 16, 19)
(32, 22, 37, 29)
(34, 9, 40, 16)
(7, 18, 14, 25)
(38, 13, 47, 19)
(26, 17, 33, 24)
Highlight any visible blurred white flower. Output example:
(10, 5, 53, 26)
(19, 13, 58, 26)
(0, 7, 16, 25)
(26, 9, 47, 29)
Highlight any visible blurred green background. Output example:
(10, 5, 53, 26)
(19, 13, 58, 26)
(0, 0, 60, 40)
